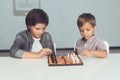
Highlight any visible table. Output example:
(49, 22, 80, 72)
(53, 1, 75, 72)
(0, 53, 120, 80)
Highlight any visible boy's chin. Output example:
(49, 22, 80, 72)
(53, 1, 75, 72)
(34, 36, 41, 38)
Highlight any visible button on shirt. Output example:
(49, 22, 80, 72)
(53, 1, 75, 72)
(31, 37, 43, 53)
(75, 36, 106, 54)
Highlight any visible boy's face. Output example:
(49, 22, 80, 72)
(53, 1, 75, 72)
(79, 22, 96, 41)
(28, 23, 46, 38)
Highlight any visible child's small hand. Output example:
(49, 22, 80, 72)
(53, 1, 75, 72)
(70, 50, 78, 55)
(38, 48, 52, 57)
(70, 51, 76, 54)
(80, 49, 91, 57)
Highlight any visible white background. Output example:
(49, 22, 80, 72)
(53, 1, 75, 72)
(0, 0, 120, 50)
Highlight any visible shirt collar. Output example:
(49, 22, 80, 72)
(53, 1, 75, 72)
(32, 37, 40, 41)
(82, 34, 96, 43)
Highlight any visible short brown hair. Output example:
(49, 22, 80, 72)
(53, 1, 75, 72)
(77, 13, 96, 28)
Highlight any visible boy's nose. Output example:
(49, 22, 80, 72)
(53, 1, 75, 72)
(83, 31, 87, 35)
(39, 30, 44, 34)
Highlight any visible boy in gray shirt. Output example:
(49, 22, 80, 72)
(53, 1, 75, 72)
(74, 13, 108, 58)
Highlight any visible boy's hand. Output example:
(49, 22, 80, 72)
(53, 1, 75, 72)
(38, 48, 52, 57)
(80, 50, 91, 57)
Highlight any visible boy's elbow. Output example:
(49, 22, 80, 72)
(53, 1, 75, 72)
(102, 54, 108, 58)
(100, 51, 108, 58)
(9, 51, 15, 58)
(104, 50, 109, 58)
(9, 49, 17, 58)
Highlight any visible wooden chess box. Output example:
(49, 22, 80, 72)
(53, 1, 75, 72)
(48, 55, 83, 66)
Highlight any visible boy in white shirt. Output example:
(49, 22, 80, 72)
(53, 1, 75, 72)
(10, 9, 55, 59)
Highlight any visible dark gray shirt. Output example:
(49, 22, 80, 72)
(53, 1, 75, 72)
(10, 30, 55, 58)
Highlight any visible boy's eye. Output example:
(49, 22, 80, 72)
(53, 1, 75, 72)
(43, 28, 46, 30)
(86, 29, 90, 31)
(36, 28, 40, 30)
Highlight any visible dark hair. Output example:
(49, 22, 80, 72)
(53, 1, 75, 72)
(25, 8, 49, 30)
(77, 13, 96, 28)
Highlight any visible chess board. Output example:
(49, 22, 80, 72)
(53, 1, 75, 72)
(48, 55, 83, 66)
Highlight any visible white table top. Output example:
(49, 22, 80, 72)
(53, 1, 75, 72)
(0, 53, 120, 80)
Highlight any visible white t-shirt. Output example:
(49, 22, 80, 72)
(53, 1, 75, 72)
(31, 37, 43, 53)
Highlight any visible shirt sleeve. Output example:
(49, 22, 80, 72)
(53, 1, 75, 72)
(9, 34, 25, 58)
(96, 39, 106, 50)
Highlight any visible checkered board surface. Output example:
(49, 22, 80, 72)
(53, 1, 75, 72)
(48, 55, 83, 66)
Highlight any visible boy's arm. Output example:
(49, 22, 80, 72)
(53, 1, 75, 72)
(21, 48, 52, 59)
(21, 51, 41, 59)
(89, 50, 108, 58)
(9, 34, 23, 58)
(80, 49, 107, 58)
(88, 40, 108, 58)
(9, 33, 50, 58)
